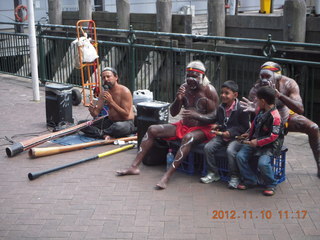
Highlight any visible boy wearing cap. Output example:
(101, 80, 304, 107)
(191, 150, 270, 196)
(201, 80, 250, 188)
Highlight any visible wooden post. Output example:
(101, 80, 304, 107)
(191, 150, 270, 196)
(79, 0, 93, 20)
(48, 0, 62, 25)
(207, 0, 226, 86)
(116, 0, 130, 30)
(156, 0, 172, 33)
(207, 0, 225, 36)
(283, 0, 306, 42)
(156, 0, 172, 100)
(14, 0, 23, 33)
(94, 0, 103, 11)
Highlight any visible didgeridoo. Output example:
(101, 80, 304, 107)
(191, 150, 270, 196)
(6, 116, 107, 157)
(28, 144, 135, 180)
(29, 136, 137, 158)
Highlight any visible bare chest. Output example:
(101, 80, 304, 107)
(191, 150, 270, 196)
(183, 92, 208, 113)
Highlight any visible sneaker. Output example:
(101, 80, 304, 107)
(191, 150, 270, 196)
(200, 172, 220, 184)
(228, 176, 240, 189)
(237, 183, 247, 190)
(237, 182, 256, 190)
(263, 187, 275, 196)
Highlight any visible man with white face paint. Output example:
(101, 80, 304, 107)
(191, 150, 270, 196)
(116, 60, 219, 189)
(241, 61, 320, 178)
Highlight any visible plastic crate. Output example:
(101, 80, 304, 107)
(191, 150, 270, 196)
(169, 141, 207, 176)
(271, 147, 287, 184)
(177, 151, 206, 176)
(170, 140, 287, 184)
(171, 144, 230, 181)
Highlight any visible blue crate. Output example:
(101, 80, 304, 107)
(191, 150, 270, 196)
(176, 151, 207, 176)
(271, 147, 287, 184)
(170, 140, 287, 184)
(169, 141, 207, 176)
(171, 144, 230, 181)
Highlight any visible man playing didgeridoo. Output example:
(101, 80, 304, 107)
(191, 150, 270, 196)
(80, 67, 135, 140)
(241, 61, 320, 177)
(116, 60, 219, 189)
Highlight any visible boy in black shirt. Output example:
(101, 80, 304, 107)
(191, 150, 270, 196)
(236, 86, 284, 196)
(201, 80, 250, 189)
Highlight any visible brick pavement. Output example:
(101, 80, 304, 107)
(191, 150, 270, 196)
(0, 73, 319, 240)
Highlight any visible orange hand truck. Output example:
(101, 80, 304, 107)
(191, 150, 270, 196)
(76, 20, 101, 106)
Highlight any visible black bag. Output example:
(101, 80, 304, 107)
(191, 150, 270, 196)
(142, 139, 168, 166)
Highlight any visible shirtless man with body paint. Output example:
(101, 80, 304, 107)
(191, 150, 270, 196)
(116, 60, 219, 189)
(241, 61, 320, 178)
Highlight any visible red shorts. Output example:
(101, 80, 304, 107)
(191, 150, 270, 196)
(164, 120, 215, 142)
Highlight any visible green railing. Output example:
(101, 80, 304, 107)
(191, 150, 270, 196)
(0, 22, 319, 124)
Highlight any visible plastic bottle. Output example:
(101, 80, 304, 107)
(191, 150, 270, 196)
(166, 148, 175, 170)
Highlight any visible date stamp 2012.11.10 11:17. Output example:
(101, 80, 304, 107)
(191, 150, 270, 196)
(212, 210, 308, 220)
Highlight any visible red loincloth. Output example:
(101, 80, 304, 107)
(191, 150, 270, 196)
(164, 120, 215, 142)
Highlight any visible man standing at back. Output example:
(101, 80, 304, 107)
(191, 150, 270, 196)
(116, 60, 219, 189)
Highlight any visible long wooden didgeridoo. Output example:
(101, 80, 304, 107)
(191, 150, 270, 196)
(6, 116, 107, 157)
(29, 136, 137, 158)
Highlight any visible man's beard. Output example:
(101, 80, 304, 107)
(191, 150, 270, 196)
(104, 82, 114, 90)
(186, 78, 199, 90)
(260, 80, 272, 86)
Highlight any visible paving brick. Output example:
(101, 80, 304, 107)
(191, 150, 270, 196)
(258, 234, 275, 240)
(132, 232, 149, 240)
(272, 228, 291, 240)
(285, 223, 304, 235)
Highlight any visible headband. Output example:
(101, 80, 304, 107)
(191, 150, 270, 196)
(261, 65, 281, 74)
(186, 67, 205, 75)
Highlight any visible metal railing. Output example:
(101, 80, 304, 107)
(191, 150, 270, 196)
(0, 22, 319, 124)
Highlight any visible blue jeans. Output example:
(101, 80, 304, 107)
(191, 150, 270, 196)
(236, 145, 277, 188)
(80, 118, 135, 138)
(204, 136, 242, 177)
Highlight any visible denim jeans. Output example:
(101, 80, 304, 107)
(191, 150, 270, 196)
(80, 118, 135, 138)
(204, 136, 242, 177)
(236, 144, 277, 188)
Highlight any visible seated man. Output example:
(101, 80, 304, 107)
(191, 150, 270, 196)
(116, 60, 219, 189)
(241, 61, 320, 177)
(80, 67, 135, 139)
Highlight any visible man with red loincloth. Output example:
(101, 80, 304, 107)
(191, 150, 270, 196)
(116, 60, 219, 189)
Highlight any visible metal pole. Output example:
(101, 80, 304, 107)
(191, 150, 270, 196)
(27, 0, 40, 101)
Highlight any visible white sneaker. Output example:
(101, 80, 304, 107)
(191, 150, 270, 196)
(200, 172, 220, 184)
(228, 176, 240, 189)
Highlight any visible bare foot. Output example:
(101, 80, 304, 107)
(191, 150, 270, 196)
(155, 177, 168, 190)
(104, 135, 112, 140)
(116, 166, 140, 176)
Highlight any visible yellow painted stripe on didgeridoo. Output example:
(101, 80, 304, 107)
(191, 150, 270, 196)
(98, 144, 135, 158)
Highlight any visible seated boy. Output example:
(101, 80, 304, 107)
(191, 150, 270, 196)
(201, 80, 250, 188)
(236, 86, 284, 196)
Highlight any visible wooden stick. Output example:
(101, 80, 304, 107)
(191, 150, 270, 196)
(6, 116, 107, 157)
(29, 136, 137, 158)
